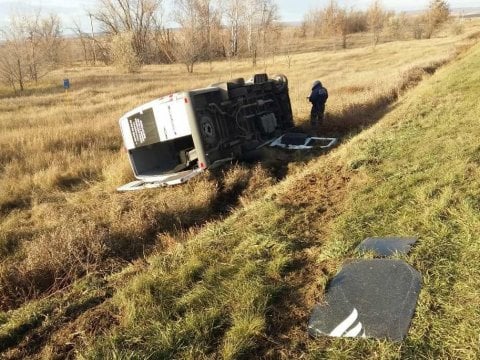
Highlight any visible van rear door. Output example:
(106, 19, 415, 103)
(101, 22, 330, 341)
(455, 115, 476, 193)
(117, 168, 203, 192)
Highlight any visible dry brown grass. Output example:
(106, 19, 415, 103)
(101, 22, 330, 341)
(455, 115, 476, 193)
(0, 23, 479, 314)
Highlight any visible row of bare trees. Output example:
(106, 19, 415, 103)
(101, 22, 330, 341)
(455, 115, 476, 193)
(302, 0, 451, 48)
(92, 0, 449, 71)
(301, 3, 370, 48)
(0, 0, 453, 90)
(87, 0, 280, 73)
(68, 0, 279, 73)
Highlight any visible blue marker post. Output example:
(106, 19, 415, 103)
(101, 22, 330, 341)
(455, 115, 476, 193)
(63, 79, 70, 93)
(63, 79, 71, 108)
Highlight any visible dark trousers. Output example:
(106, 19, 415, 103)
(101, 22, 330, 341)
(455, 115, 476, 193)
(311, 104, 325, 126)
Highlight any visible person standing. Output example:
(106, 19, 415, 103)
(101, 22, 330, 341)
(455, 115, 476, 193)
(309, 80, 328, 126)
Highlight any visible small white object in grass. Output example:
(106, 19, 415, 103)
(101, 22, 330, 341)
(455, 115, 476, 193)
(270, 134, 338, 150)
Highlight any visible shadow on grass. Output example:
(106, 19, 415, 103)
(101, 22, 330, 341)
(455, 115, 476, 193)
(107, 171, 259, 262)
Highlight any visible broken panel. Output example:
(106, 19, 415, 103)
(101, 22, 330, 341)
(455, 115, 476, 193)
(270, 133, 338, 150)
(117, 168, 203, 192)
(308, 259, 422, 341)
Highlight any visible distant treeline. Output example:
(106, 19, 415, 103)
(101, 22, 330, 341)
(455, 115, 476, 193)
(0, 0, 456, 91)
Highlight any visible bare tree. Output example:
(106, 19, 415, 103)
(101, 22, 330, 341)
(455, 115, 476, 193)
(92, 0, 164, 63)
(321, 0, 339, 48)
(314, 1, 351, 50)
(24, 13, 62, 83)
(302, 6, 367, 42)
(347, 10, 368, 33)
(0, 13, 62, 92)
(173, 0, 222, 73)
(173, 0, 204, 73)
(367, 0, 388, 46)
(72, 20, 91, 65)
(245, 0, 258, 56)
(281, 26, 296, 69)
(150, 6, 175, 64)
(337, 9, 350, 49)
(152, 27, 175, 64)
(42, 16, 62, 57)
(301, 10, 319, 37)
(221, 0, 278, 66)
(425, 0, 450, 38)
(408, 2, 449, 40)
(0, 17, 28, 92)
(110, 31, 141, 72)
(72, 18, 111, 65)
(196, 0, 223, 71)
(259, 0, 279, 69)
(243, 0, 279, 68)
(223, 0, 246, 57)
(387, 12, 408, 40)
(89, 13, 97, 65)
(411, 15, 426, 39)
(0, 41, 25, 92)
(298, 18, 308, 38)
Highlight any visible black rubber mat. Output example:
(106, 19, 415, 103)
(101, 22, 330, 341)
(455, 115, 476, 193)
(308, 259, 421, 341)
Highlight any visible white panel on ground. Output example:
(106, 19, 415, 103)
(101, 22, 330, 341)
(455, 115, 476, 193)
(117, 169, 203, 192)
(270, 133, 338, 150)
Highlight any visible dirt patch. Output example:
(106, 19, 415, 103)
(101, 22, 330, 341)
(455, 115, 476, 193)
(255, 165, 352, 359)
(39, 303, 119, 360)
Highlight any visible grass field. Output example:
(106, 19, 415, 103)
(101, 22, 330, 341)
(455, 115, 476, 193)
(1, 23, 480, 359)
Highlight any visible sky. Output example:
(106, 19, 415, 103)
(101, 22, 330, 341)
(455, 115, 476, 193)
(1, 0, 479, 31)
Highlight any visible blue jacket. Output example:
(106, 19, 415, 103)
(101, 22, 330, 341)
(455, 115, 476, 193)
(309, 84, 328, 109)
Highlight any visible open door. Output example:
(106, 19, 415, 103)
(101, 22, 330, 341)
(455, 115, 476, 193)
(117, 168, 203, 192)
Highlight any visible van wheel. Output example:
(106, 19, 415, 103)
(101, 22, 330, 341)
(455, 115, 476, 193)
(200, 116, 217, 145)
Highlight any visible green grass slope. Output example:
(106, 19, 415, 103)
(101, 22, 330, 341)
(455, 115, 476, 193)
(80, 44, 480, 359)
(307, 45, 480, 359)
(3, 45, 480, 359)
(86, 46, 480, 359)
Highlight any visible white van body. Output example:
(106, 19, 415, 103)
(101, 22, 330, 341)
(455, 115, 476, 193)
(118, 74, 295, 191)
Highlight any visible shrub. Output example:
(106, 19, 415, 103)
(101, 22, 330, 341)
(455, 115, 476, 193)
(110, 32, 141, 73)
